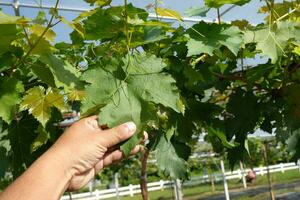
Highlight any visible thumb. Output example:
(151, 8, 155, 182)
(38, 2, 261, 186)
(100, 122, 136, 148)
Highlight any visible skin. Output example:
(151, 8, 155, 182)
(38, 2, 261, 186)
(0, 116, 143, 200)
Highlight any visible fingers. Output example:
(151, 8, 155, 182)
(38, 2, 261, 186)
(100, 122, 136, 148)
(94, 145, 141, 173)
(106, 131, 148, 153)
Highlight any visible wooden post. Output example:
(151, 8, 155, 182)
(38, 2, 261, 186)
(280, 163, 284, 173)
(173, 179, 183, 200)
(159, 180, 164, 191)
(95, 189, 100, 200)
(129, 184, 134, 197)
(88, 179, 94, 195)
(262, 141, 275, 200)
(140, 149, 150, 200)
(114, 173, 120, 200)
(298, 159, 300, 174)
(239, 161, 247, 188)
(220, 159, 230, 200)
(210, 174, 215, 193)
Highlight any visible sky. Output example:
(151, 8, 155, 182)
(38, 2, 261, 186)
(0, 0, 267, 42)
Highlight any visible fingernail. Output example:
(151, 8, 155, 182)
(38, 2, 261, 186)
(125, 122, 136, 134)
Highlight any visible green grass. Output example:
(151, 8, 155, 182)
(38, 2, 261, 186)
(105, 169, 300, 200)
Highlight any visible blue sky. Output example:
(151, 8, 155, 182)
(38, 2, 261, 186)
(0, 0, 267, 42)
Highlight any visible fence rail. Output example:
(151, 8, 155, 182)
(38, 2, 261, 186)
(61, 162, 300, 200)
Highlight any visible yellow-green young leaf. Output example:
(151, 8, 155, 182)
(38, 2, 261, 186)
(85, 0, 112, 7)
(95, 0, 112, 7)
(29, 24, 56, 42)
(0, 11, 29, 24)
(67, 89, 86, 102)
(141, 21, 171, 28)
(73, 9, 97, 22)
(59, 16, 85, 38)
(204, 0, 251, 8)
(31, 125, 49, 153)
(294, 45, 300, 55)
(20, 86, 67, 126)
(29, 35, 57, 55)
(156, 8, 183, 21)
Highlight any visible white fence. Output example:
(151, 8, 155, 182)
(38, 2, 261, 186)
(61, 162, 300, 200)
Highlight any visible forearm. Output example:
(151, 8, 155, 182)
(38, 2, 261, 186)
(0, 148, 71, 200)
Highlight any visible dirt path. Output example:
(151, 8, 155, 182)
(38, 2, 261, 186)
(186, 180, 300, 200)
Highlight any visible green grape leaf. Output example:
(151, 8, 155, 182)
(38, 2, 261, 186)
(123, 52, 166, 75)
(8, 114, 39, 178)
(206, 126, 237, 148)
(81, 67, 120, 113)
(0, 147, 9, 178)
(155, 134, 188, 179)
(185, 6, 210, 17)
(226, 88, 260, 137)
(244, 21, 300, 63)
(83, 4, 148, 40)
(31, 62, 56, 88)
(82, 53, 181, 155)
(99, 85, 142, 155)
(0, 24, 18, 55)
(187, 22, 243, 56)
(204, 0, 251, 8)
(99, 84, 141, 128)
(20, 86, 67, 127)
(128, 74, 180, 112)
(39, 54, 84, 89)
(83, 8, 122, 40)
(287, 129, 300, 160)
(0, 78, 24, 123)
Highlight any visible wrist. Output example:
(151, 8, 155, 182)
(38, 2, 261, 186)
(0, 147, 72, 200)
(44, 146, 74, 183)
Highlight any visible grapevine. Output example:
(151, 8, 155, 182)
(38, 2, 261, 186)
(0, 1, 299, 200)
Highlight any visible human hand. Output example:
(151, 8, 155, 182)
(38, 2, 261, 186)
(47, 116, 143, 191)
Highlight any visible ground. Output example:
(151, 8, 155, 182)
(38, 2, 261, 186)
(103, 169, 300, 200)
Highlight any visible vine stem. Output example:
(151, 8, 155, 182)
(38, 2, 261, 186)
(23, 0, 60, 60)
(217, 8, 221, 24)
(68, 192, 73, 200)
(22, 26, 32, 47)
(140, 148, 150, 200)
(154, 0, 159, 20)
(262, 141, 275, 200)
(124, 0, 130, 53)
(275, 7, 298, 23)
(10, 0, 60, 75)
(264, 0, 275, 26)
